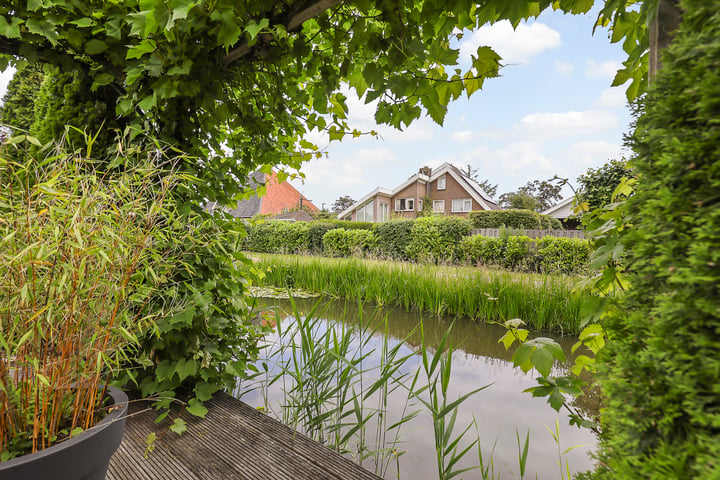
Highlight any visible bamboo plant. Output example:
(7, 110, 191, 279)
(0, 135, 181, 460)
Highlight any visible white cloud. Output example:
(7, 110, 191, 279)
(565, 140, 624, 168)
(460, 21, 561, 65)
(450, 130, 474, 143)
(520, 110, 619, 135)
(595, 87, 627, 109)
(302, 147, 398, 193)
(584, 59, 622, 80)
(554, 61, 574, 77)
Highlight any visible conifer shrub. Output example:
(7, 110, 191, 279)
(596, 2, 720, 477)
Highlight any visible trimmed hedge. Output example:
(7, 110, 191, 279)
(469, 209, 562, 230)
(596, 2, 720, 477)
(460, 234, 590, 275)
(242, 217, 588, 275)
(243, 220, 310, 253)
(323, 228, 376, 257)
(405, 216, 471, 263)
(375, 219, 415, 260)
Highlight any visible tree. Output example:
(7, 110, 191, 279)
(497, 191, 539, 211)
(331, 195, 355, 214)
(577, 158, 633, 211)
(0, 0, 636, 207)
(0, 63, 44, 132)
(461, 164, 498, 198)
(499, 179, 562, 212)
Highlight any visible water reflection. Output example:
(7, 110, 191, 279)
(236, 297, 598, 480)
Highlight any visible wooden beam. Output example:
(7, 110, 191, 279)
(223, 0, 344, 67)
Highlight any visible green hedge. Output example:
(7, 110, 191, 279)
(596, 2, 720, 477)
(460, 234, 590, 275)
(469, 209, 561, 230)
(322, 228, 376, 257)
(405, 216, 471, 263)
(375, 219, 415, 260)
(243, 221, 310, 253)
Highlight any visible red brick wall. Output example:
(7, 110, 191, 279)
(260, 172, 319, 215)
(427, 173, 484, 216)
(390, 181, 427, 218)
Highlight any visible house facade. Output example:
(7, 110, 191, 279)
(211, 170, 319, 220)
(339, 163, 500, 222)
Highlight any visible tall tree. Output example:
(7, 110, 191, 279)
(0, 63, 44, 132)
(331, 195, 355, 214)
(577, 158, 634, 211)
(461, 163, 497, 198)
(0, 0, 632, 207)
(499, 179, 561, 212)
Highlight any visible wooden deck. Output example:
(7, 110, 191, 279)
(108, 392, 381, 480)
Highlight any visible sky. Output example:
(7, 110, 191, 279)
(0, 6, 632, 211)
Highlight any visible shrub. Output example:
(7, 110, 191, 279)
(308, 221, 338, 253)
(460, 235, 505, 265)
(469, 209, 549, 229)
(536, 236, 590, 275)
(243, 220, 310, 253)
(596, 3, 720, 477)
(405, 216, 471, 263)
(504, 235, 534, 270)
(323, 228, 376, 257)
(376, 219, 415, 260)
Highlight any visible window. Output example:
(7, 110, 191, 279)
(418, 199, 424, 212)
(378, 203, 389, 222)
(395, 198, 415, 211)
(437, 175, 446, 190)
(451, 198, 472, 213)
(433, 200, 445, 213)
(356, 201, 374, 222)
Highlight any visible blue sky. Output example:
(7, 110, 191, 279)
(0, 7, 632, 210)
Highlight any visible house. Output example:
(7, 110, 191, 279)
(338, 162, 500, 222)
(542, 196, 581, 229)
(212, 170, 319, 220)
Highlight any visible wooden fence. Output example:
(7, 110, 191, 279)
(469, 228, 586, 239)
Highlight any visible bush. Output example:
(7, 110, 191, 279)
(596, 3, 720, 477)
(504, 235, 534, 270)
(405, 216, 471, 263)
(323, 228, 376, 257)
(470, 209, 551, 229)
(536, 236, 590, 275)
(243, 220, 310, 253)
(460, 235, 505, 265)
(376, 219, 415, 260)
(308, 221, 339, 253)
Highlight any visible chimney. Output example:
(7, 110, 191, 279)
(419, 166, 432, 177)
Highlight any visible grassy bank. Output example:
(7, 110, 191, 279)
(249, 253, 588, 334)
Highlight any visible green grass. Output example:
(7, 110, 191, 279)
(248, 253, 588, 334)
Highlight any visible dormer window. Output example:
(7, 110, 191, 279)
(437, 175, 446, 190)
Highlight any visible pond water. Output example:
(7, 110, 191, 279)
(235, 298, 598, 480)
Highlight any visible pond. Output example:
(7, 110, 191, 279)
(234, 297, 598, 480)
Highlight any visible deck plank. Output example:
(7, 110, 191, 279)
(108, 392, 381, 480)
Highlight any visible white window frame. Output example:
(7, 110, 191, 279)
(394, 198, 415, 211)
(433, 200, 445, 213)
(418, 199, 424, 212)
(451, 198, 472, 213)
(378, 202, 389, 222)
(437, 175, 446, 190)
(357, 201, 374, 222)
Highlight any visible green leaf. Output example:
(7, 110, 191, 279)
(175, 358, 198, 380)
(26, 19, 59, 45)
(69, 18, 94, 28)
(171, 0, 197, 21)
(186, 398, 208, 418)
(194, 381, 218, 402)
(84, 39, 108, 55)
(0, 16, 22, 38)
(126, 39, 157, 59)
(245, 18, 269, 41)
(169, 418, 187, 435)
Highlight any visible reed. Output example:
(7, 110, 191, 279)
(249, 253, 587, 334)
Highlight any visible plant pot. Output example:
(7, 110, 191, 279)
(0, 386, 128, 480)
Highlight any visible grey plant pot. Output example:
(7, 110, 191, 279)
(0, 386, 128, 480)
